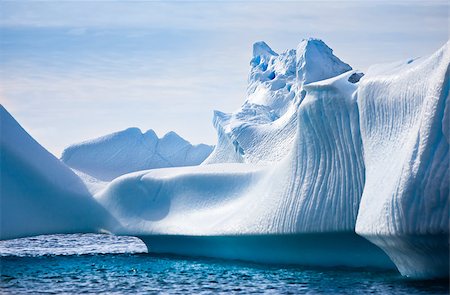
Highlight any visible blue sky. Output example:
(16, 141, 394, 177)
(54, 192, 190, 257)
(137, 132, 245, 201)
(0, 1, 448, 156)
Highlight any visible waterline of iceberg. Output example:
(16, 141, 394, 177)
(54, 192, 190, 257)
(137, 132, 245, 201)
(362, 234, 449, 279)
(138, 233, 396, 270)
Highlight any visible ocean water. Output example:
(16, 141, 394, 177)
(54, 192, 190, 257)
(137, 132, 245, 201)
(0, 234, 448, 294)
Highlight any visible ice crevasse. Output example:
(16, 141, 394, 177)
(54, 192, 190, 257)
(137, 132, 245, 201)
(0, 38, 448, 279)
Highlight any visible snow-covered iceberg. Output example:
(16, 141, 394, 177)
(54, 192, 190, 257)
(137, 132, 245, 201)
(61, 128, 213, 181)
(0, 106, 117, 240)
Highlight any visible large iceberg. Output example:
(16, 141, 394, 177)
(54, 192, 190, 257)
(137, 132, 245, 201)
(1, 38, 448, 279)
(62, 128, 213, 181)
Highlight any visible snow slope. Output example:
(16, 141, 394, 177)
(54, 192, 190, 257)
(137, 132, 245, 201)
(204, 38, 352, 164)
(355, 42, 450, 278)
(61, 129, 213, 181)
(0, 106, 117, 240)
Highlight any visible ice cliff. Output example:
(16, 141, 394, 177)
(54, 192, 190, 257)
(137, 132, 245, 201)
(61, 129, 213, 181)
(1, 38, 448, 279)
(0, 106, 116, 240)
(355, 42, 449, 279)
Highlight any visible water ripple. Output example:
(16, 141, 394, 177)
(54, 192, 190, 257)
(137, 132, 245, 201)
(0, 234, 448, 294)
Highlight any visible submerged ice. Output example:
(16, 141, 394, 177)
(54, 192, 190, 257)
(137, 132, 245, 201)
(0, 38, 448, 279)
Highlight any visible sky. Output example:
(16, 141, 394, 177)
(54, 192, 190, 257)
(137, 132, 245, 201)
(0, 1, 448, 156)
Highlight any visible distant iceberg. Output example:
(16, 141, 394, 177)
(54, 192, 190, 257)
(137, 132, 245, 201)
(61, 128, 213, 181)
(0, 38, 448, 280)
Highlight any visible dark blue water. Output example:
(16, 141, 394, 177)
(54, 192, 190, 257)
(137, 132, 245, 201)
(0, 234, 448, 294)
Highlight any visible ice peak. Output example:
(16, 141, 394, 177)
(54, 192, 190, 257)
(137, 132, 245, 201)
(160, 131, 190, 147)
(297, 38, 331, 54)
(295, 38, 352, 86)
(122, 127, 142, 136)
(143, 129, 158, 142)
(253, 41, 278, 58)
(162, 131, 184, 141)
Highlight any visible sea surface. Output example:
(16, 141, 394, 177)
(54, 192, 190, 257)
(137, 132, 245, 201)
(0, 234, 448, 294)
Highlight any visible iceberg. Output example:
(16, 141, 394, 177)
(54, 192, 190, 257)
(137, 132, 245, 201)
(1, 38, 448, 279)
(62, 128, 213, 181)
(0, 106, 117, 240)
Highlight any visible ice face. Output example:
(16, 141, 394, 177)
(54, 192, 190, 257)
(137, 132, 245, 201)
(355, 42, 449, 279)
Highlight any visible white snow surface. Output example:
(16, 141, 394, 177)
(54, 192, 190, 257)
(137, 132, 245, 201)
(0, 106, 116, 240)
(61, 128, 213, 181)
